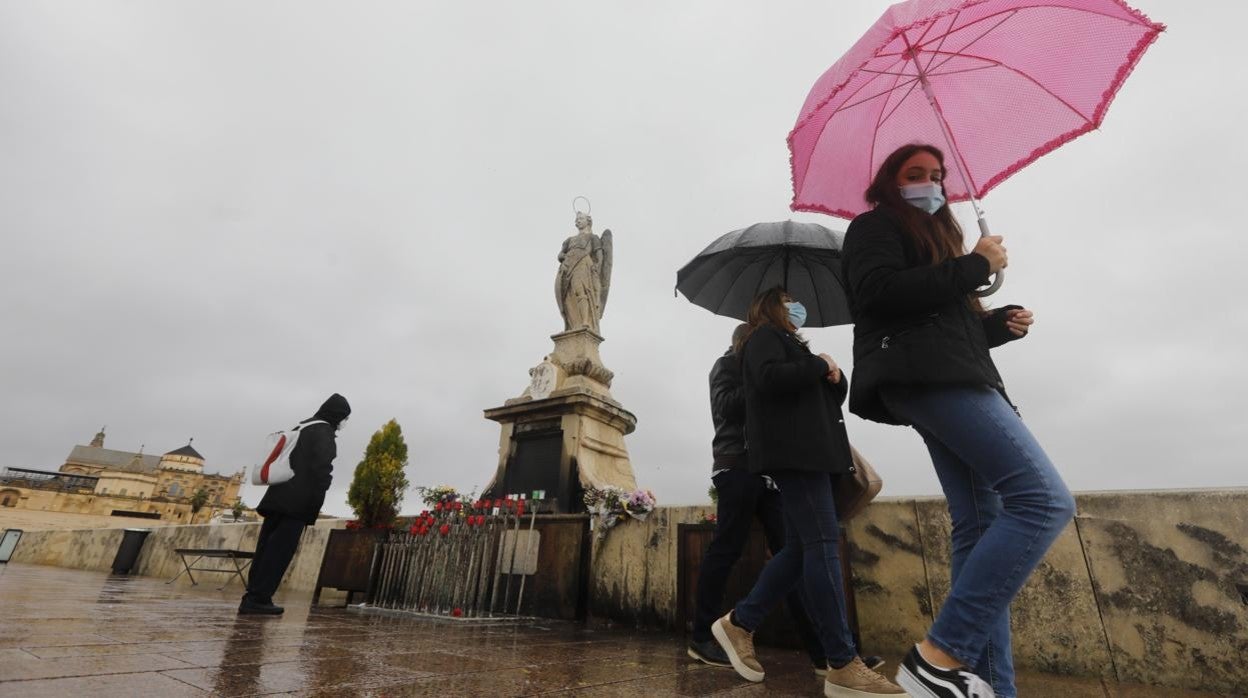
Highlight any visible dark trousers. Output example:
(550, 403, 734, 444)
(691, 467, 825, 664)
(245, 513, 306, 602)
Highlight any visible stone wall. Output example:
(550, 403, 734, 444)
(7, 518, 348, 600)
(0, 484, 220, 524)
(585, 490, 1248, 695)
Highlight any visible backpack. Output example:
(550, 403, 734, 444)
(251, 420, 328, 487)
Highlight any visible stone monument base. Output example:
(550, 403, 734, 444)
(483, 330, 637, 513)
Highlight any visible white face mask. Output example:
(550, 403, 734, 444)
(899, 182, 946, 214)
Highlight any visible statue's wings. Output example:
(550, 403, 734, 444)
(599, 229, 613, 311)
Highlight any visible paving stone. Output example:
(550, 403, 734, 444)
(0, 563, 1226, 697)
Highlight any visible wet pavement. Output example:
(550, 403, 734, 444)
(0, 564, 1230, 696)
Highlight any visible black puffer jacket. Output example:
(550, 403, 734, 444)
(742, 324, 853, 476)
(841, 207, 1024, 425)
(709, 349, 746, 471)
(257, 393, 351, 524)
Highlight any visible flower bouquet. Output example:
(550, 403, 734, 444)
(624, 489, 657, 522)
(583, 486, 626, 537)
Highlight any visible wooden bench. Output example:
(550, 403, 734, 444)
(166, 548, 255, 590)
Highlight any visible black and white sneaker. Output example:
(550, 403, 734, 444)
(687, 638, 731, 667)
(896, 645, 995, 698)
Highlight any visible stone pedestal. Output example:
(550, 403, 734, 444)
(483, 330, 637, 513)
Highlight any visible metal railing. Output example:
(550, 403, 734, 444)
(366, 498, 541, 619)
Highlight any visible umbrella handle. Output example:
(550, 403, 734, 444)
(974, 216, 1004, 297)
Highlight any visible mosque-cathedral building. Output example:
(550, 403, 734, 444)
(0, 428, 244, 523)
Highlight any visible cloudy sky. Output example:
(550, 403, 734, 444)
(1, 1, 1243, 517)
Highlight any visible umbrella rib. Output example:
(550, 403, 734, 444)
(859, 68, 922, 78)
(875, 74, 924, 131)
(924, 49, 1094, 125)
(799, 254, 829, 328)
(749, 252, 774, 305)
(930, 4, 1157, 35)
(874, 2, 1152, 60)
(834, 76, 920, 115)
(920, 11, 1018, 76)
(925, 64, 1000, 79)
(920, 9, 1018, 58)
(909, 10, 941, 49)
(826, 54, 908, 114)
(703, 252, 765, 312)
(800, 54, 909, 191)
(905, 29, 985, 199)
(868, 67, 909, 185)
(923, 10, 961, 74)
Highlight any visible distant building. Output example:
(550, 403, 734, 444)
(0, 428, 244, 524)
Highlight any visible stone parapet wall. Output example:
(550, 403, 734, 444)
(585, 490, 1248, 695)
(7, 490, 1246, 693)
(8, 518, 347, 598)
(0, 484, 221, 524)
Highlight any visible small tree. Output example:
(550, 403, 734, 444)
(231, 498, 245, 520)
(189, 487, 209, 514)
(347, 419, 410, 529)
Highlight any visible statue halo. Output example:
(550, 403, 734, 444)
(572, 196, 592, 216)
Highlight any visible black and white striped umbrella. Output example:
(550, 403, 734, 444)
(675, 220, 852, 328)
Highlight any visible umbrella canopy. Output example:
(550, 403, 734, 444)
(676, 221, 853, 328)
(789, 0, 1165, 219)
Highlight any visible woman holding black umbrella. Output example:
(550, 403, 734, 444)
(712, 287, 903, 697)
(841, 143, 1076, 698)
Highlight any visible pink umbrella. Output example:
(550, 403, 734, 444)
(788, 0, 1164, 292)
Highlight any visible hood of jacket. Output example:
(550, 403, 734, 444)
(310, 393, 351, 427)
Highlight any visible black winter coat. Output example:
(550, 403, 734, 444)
(741, 324, 853, 476)
(841, 207, 1024, 425)
(709, 349, 746, 471)
(258, 393, 351, 524)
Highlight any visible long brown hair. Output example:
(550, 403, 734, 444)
(867, 143, 985, 314)
(734, 286, 805, 355)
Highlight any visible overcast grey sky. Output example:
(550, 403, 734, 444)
(1, 1, 1243, 517)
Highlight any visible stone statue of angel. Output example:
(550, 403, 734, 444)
(555, 211, 613, 334)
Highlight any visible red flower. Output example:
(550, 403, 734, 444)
(451, 607, 463, 617)
(439, 524, 450, 536)
(420, 510, 429, 518)
(434, 502, 443, 512)
(453, 502, 463, 511)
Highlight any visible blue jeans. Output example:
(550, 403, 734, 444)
(882, 385, 1075, 698)
(732, 469, 857, 666)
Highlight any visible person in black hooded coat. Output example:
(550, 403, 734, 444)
(240, 393, 351, 615)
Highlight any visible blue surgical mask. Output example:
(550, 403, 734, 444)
(900, 182, 946, 214)
(785, 301, 807, 329)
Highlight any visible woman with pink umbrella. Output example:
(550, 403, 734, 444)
(843, 143, 1071, 698)
(791, 1, 1164, 696)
